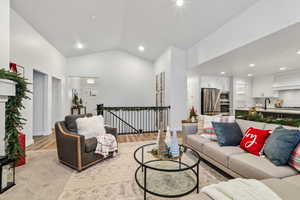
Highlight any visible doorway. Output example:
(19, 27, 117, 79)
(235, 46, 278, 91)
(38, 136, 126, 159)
(52, 77, 62, 127)
(33, 70, 48, 136)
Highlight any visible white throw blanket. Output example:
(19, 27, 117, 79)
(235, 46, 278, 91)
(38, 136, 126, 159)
(95, 134, 118, 157)
(201, 178, 282, 200)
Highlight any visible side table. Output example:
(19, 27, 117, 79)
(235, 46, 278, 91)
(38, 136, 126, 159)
(181, 121, 198, 147)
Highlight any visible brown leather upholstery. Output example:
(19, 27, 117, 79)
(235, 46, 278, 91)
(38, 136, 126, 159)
(85, 137, 97, 153)
(55, 114, 118, 171)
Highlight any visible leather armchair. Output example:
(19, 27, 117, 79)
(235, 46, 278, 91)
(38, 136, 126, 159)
(55, 114, 118, 171)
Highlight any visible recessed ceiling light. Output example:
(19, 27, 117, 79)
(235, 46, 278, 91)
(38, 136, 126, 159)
(221, 72, 226, 75)
(249, 64, 255, 67)
(91, 15, 96, 20)
(176, 0, 184, 7)
(297, 50, 300, 55)
(76, 42, 84, 49)
(280, 67, 287, 71)
(138, 45, 145, 52)
(248, 74, 253, 77)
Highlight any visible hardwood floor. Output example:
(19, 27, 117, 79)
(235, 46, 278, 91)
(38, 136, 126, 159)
(27, 132, 182, 151)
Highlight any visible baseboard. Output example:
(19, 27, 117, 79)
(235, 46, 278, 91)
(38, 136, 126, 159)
(33, 130, 51, 136)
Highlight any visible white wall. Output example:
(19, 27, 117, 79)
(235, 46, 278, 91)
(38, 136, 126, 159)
(66, 51, 155, 110)
(10, 10, 67, 145)
(154, 48, 172, 107)
(187, 76, 200, 114)
(188, 0, 300, 68)
(154, 47, 187, 131)
(0, 0, 9, 70)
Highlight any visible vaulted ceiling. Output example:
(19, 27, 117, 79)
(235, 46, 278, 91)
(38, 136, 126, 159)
(11, 0, 258, 61)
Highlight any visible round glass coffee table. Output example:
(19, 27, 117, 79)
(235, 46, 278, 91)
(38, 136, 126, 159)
(134, 143, 201, 200)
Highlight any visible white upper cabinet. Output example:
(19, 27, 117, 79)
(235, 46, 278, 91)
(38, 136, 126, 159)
(200, 76, 230, 92)
(252, 76, 278, 98)
(272, 70, 300, 91)
(233, 77, 253, 109)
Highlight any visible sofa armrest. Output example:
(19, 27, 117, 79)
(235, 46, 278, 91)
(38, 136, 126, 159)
(105, 126, 118, 138)
(55, 122, 85, 171)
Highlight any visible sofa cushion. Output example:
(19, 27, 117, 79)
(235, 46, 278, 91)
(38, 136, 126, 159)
(212, 122, 243, 146)
(263, 123, 280, 132)
(202, 142, 245, 167)
(186, 135, 212, 152)
(65, 114, 92, 132)
(283, 175, 300, 188)
(229, 153, 298, 179)
(236, 119, 265, 135)
(264, 126, 300, 166)
(264, 123, 297, 132)
(262, 178, 300, 200)
(85, 137, 97, 153)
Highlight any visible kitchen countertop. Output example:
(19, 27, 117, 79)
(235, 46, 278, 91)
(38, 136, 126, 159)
(236, 108, 300, 114)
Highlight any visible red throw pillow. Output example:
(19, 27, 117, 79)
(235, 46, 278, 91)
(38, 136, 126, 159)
(240, 128, 271, 156)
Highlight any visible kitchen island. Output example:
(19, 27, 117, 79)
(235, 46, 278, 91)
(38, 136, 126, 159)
(235, 108, 300, 127)
(236, 108, 300, 115)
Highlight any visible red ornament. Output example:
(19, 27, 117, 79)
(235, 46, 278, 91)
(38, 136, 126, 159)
(10, 63, 17, 73)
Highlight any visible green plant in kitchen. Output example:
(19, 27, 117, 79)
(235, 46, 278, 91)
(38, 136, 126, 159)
(0, 69, 30, 160)
(247, 112, 264, 122)
(237, 109, 300, 127)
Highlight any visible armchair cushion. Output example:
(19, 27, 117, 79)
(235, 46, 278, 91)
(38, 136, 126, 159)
(85, 137, 97, 153)
(65, 114, 92, 132)
(77, 116, 106, 139)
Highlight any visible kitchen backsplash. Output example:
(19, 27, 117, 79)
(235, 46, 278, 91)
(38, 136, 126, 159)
(254, 90, 300, 107)
(278, 90, 300, 107)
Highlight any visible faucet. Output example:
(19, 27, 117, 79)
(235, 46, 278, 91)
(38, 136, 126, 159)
(264, 98, 271, 110)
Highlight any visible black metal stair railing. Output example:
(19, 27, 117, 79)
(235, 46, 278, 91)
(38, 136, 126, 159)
(97, 105, 170, 135)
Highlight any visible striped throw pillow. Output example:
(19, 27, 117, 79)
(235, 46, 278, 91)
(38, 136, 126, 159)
(289, 143, 300, 172)
(198, 128, 217, 141)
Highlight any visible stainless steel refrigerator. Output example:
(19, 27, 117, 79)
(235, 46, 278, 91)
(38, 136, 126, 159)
(201, 88, 221, 115)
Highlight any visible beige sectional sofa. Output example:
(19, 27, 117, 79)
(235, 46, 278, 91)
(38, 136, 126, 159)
(183, 119, 300, 199)
(184, 119, 299, 180)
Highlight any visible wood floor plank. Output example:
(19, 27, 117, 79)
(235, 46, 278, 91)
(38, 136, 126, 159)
(27, 132, 176, 151)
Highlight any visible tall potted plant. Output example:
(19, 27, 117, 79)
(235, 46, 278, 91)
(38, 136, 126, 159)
(0, 69, 30, 160)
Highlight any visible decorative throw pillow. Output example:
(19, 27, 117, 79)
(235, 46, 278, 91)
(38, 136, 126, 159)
(264, 126, 300, 166)
(289, 143, 300, 172)
(212, 122, 243, 146)
(198, 128, 217, 140)
(198, 115, 235, 141)
(240, 128, 271, 156)
(76, 115, 106, 139)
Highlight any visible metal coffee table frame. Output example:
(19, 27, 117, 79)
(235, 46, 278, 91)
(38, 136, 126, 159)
(134, 143, 201, 200)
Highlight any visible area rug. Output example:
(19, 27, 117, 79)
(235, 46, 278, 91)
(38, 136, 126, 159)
(0, 141, 228, 200)
(58, 141, 227, 200)
(0, 149, 73, 200)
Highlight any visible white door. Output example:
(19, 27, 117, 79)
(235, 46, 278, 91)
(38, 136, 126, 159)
(33, 70, 48, 136)
(52, 77, 62, 127)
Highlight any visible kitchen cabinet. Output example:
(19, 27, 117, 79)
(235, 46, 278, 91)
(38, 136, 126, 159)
(200, 76, 230, 92)
(252, 76, 278, 98)
(233, 77, 253, 109)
